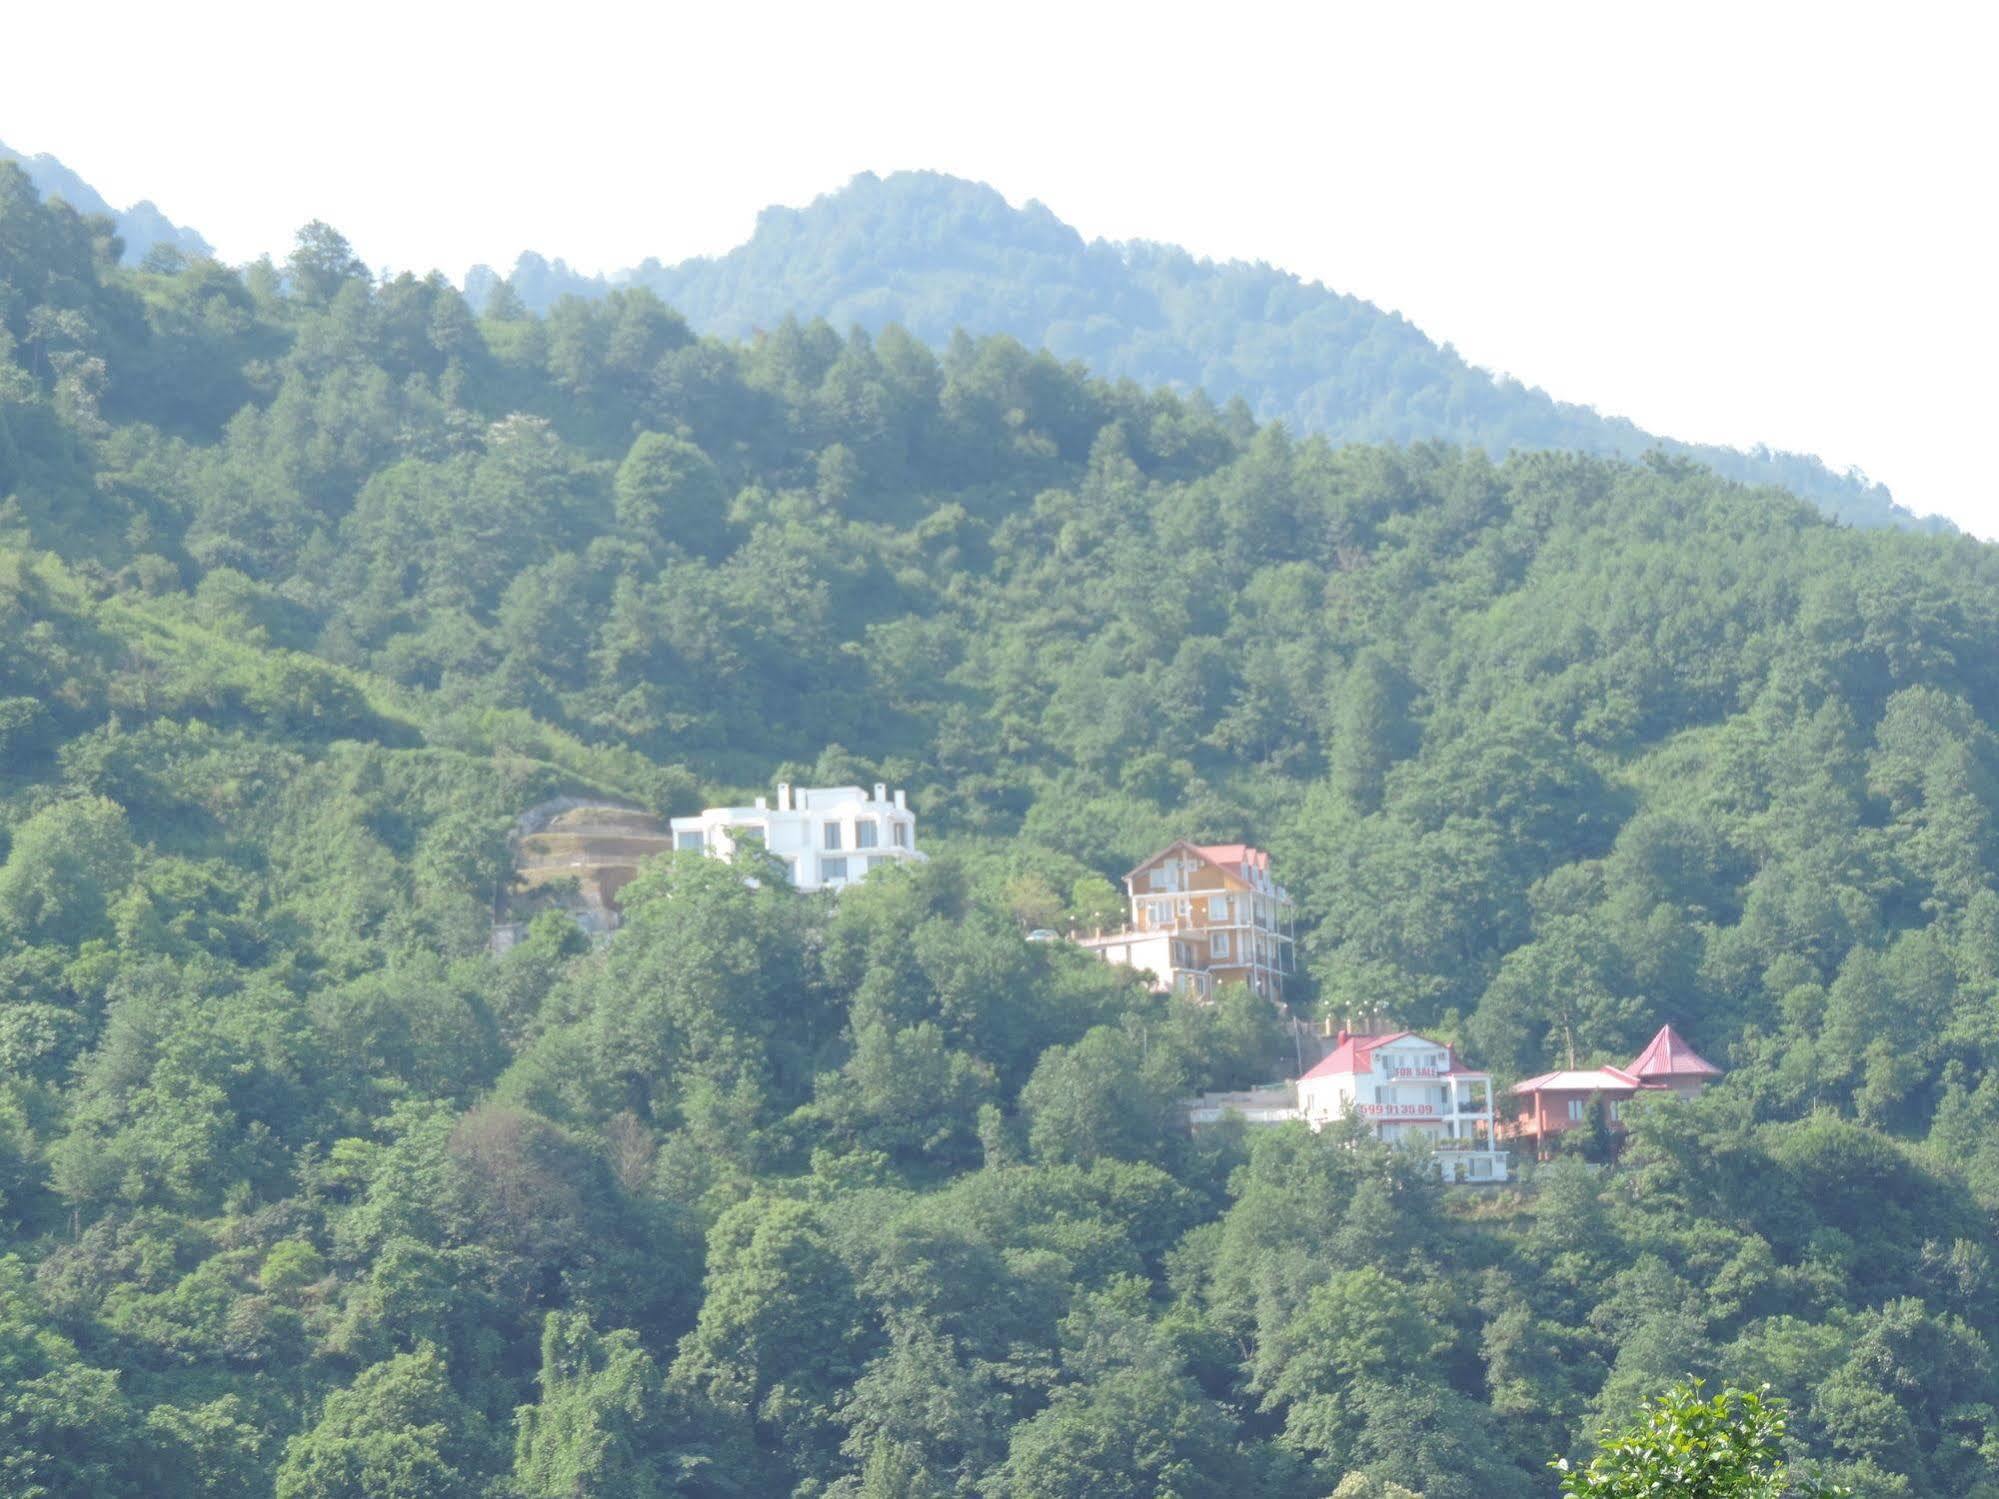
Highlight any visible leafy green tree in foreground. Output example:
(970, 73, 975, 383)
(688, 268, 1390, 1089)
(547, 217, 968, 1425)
(513, 1311, 675, 1498)
(0, 795, 135, 945)
(1330, 1475, 1422, 1499)
(1556, 1381, 1850, 1498)
(275, 1345, 496, 1499)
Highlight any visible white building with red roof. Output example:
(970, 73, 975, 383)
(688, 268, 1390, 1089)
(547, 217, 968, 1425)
(1295, 1029, 1509, 1182)
(1074, 838, 1295, 1001)
(1508, 1024, 1722, 1158)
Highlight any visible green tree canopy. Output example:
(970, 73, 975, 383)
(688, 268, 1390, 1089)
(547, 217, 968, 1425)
(1556, 1381, 1850, 1498)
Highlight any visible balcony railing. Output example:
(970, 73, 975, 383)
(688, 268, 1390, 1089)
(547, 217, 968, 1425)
(1133, 911, 1295, 940)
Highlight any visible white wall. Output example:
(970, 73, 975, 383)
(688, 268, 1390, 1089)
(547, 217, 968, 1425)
(669, 785, 923, 891)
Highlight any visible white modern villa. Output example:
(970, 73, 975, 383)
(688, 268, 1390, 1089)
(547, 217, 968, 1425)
(668, 783, 923, 891)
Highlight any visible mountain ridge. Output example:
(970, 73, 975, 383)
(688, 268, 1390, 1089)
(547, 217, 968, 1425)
(0, 136, 212, 266)
(5, 145, 1999, 1497)
(467, 170, 1943, 533)
(0, 145, 1942, 530)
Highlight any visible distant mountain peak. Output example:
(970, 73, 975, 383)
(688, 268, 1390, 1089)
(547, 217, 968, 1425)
(481, 171, 1933, 530)
(0, 137, 212, 265)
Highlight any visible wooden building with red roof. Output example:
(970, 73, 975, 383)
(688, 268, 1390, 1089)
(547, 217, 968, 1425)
(1074, 839, 1295, 1000)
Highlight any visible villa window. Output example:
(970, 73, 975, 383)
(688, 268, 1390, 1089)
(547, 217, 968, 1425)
(824, 823, 843, 851)
(892, 823, 909, 848)
(1212, 932, 1230, 958)
(823, 857, 848, 881)
(857, 821, 879, 848)
(1566, 1099, 1586, 1122)
(676, 831, 704, 851)
(1208, 895, 1229, 921)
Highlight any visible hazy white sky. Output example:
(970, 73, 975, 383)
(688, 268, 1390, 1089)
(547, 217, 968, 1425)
(7, 2, 1995, 534)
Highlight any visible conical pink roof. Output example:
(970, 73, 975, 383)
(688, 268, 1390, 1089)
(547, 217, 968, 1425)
(1627, 1024, 1720, 1080)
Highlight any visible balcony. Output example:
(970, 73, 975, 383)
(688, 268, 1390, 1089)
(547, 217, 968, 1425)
(1377, 1077, 1492, 1113)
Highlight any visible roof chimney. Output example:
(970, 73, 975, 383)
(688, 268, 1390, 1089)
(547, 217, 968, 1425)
(1336, 1029, 1351, 1047)
(894, 789, 907, 810)
(874, 781, 887, 803)
(776, 782, 791, 811)
(754, 796, 768, 811)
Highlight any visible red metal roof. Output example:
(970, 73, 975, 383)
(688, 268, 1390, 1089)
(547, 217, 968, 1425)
(1626, 1024, 1721, 1080)
(1510, 1065, 1656, 1096)
(1127, 839, 1274, 882)
(1192, 842, 1269, 874)
(1296, 1031, 1498, 1082)
(1299, 1031, 1407, 1080)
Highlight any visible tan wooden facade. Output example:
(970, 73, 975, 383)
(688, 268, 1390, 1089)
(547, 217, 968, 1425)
(1079, 840, 1295, 1001)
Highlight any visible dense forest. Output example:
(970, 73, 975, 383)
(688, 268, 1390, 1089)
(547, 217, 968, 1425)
(0, 140, 211, 269)
(467, 171, 1939, 533)
(6, 157, 1999, 1495)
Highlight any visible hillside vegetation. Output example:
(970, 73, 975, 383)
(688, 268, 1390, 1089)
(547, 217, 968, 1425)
(469, 171, 1939, 532)
(0, 137, 213, 268)
(6, 159, 1999, 1495)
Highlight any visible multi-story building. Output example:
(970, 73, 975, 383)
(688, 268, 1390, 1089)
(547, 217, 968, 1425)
(667, 783, 923, 892)
(1295, 1029, 1510, 1182)
(1507, 1024, 1721, 1158)
(1075, 840, 1295, 1000)
(1077, 929, 1217, 1000)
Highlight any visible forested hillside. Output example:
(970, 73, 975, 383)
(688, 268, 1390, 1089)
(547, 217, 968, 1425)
(467, 171, 1939, 533)
(8, 158, 1999, 1495)
(0, 139, 212, 268)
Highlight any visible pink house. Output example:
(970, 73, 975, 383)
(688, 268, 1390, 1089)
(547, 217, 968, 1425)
(1508, 1024, 1721, 1159)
